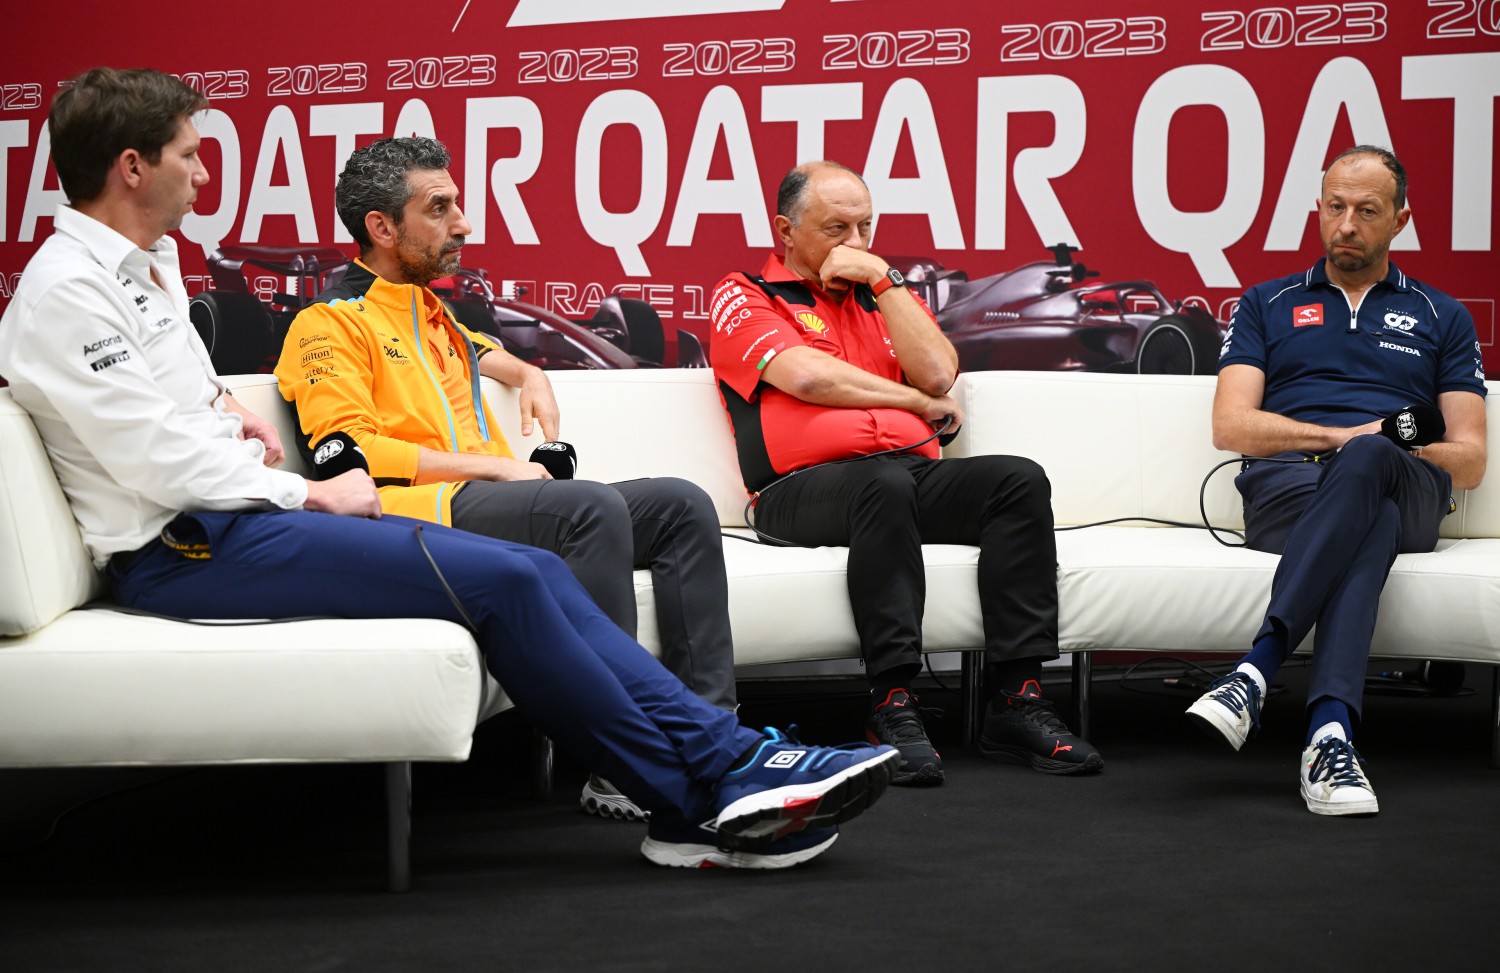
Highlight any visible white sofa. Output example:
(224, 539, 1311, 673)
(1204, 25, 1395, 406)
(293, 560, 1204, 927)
(5, 368, 1498, 888)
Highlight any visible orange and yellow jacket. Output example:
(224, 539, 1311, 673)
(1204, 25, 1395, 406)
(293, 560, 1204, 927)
(274, 260, 515, 524)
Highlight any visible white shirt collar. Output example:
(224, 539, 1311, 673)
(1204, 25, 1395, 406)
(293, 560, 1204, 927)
(52, 204, 179, 278)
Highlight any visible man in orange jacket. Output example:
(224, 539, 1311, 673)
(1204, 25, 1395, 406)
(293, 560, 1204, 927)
(276, 137, 737, 823)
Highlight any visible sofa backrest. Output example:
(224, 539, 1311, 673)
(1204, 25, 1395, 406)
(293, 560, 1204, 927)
(0, 390, 103, 636)
(223, 368, 1500, 540)
(948, 370, 1500, 539)
(226, 374, 310, 477)
(948, 372, 1244, 530)
(484, 369, 753, 526)
(228, 369, 753, 526)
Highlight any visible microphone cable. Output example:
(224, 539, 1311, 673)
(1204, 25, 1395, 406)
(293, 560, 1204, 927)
(1051, 452, 1333, 546)
(732, 428, 1332, 550)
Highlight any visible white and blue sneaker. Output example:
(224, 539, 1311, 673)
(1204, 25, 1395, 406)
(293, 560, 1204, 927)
(1186, 672, 1263, 751)
(711, 727, 898, 851)
(1300, 735, 1379, 816)
(641, 811, 838, 870)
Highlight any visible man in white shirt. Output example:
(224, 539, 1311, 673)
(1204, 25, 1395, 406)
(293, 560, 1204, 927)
(0, 67, 897, 870)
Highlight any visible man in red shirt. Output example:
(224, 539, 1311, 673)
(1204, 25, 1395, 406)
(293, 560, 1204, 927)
(709, 162, 1102, 784)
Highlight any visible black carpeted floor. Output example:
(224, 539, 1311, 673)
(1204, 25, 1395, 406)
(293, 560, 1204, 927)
(3, 660, 1498, 971)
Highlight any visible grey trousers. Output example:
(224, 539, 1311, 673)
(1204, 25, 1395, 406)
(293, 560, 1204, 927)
(451, 476, 737, 709)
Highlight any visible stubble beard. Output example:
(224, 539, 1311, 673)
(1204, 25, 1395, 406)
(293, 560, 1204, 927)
(396, 238, 464, 286)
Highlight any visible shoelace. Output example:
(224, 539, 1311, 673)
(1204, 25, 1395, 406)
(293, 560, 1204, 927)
(1009, 696, 1071, 736)
(1309, 737, 1369, 788)
(871, 705, 930, 746)
(1212, 675, 1261, 724)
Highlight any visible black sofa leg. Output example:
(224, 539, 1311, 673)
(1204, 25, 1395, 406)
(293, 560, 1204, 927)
(1491, 668, 1500, 769)
(533, 730, 555, 799)
(385, 761, 412, 893)
(1071, 652, 1093, 741)
(962, 650, 985, 746)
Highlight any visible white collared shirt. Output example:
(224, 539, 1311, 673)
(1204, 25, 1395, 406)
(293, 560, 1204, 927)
(0, 206, 306, 566)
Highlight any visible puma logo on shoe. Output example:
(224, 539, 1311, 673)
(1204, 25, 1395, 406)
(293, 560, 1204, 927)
(1051, 741, 1073, 757)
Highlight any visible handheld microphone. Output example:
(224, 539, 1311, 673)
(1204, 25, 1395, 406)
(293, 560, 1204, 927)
(1376, 660, 1465, 694)
(937, 415, 961, 447)
(309, 431, 369, 479)
(529, 441, 577, 480)
(1380, 405, 1444, 450)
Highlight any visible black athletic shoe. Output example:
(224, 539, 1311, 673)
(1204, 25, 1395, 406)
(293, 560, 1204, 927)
(865, 688, 944, 786)
(980, 680, 1103, 775)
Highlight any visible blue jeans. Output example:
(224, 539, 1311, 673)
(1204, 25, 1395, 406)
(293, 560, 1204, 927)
(1236, 435, 1451, 719)
(110, 509, 761, 820)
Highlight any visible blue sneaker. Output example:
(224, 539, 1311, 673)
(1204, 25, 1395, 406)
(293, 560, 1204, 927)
(641, 811, 839, 870)
(711, 727, 898, 851)
(1186, 672, 1262, 751)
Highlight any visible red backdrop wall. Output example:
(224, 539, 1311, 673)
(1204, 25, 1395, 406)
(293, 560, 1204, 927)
(2, 1, 1496, 368)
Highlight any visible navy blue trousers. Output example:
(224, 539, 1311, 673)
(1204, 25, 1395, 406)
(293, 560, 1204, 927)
(110, 509, 761, 821)
(1236, 435, 1451, 719)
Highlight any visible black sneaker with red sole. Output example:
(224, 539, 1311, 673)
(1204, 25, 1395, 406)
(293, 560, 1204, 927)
(865, 688, 944, 786)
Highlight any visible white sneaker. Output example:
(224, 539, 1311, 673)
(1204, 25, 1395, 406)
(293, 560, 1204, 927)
(1300, 736, 1379, 816)
(1185, 672, 1262, 751)
(580, 775, 649, 821)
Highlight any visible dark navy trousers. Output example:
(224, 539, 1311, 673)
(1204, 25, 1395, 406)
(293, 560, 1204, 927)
(110, 509, 761, 821)
(1236, 435, 1452, 719)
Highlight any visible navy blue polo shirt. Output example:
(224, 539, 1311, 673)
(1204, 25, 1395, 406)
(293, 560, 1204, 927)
(1219, 258, 1486, 425)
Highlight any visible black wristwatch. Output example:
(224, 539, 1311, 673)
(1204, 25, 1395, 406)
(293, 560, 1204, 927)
(871, 267, 906, 297)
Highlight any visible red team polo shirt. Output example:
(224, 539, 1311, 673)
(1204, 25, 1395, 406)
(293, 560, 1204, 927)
(709, 254, 941, 492)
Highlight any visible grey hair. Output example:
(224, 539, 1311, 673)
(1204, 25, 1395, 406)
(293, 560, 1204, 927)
(336, 137, 452, 253)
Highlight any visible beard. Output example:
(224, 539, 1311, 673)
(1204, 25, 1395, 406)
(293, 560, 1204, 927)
(395, 232, 464, 285)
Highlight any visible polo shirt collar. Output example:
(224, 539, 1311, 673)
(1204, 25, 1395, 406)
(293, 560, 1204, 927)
(761, 252, 804, 283)
(1308, 256, 1409, 293)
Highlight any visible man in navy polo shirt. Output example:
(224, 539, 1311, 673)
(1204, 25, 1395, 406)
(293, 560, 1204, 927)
(1187, 146, 1487, 815)
(709, 161, 1103, 785)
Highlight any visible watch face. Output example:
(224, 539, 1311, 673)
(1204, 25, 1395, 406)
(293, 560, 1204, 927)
(887, 268, 906, 287)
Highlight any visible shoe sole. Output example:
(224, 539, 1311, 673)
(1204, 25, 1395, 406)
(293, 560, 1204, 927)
(713, 749, 899, 851)
(641, 838, 726, 868)
(893, 763, 945, 786)
(641, 833, 839, 870)
(1185, 698, 1250, 751)
(978, 741, 1104, 775)
(1301, 782, 1379, 816)
(581, 785, 650, 822)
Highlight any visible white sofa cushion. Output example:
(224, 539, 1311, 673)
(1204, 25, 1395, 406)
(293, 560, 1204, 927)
(0, 609, 483, 767)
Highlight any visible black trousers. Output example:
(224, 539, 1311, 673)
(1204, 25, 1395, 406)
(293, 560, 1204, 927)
(753, 452, 1059, 679)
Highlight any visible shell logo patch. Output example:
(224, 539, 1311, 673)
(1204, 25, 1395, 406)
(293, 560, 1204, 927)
(795, 311, 827, 334)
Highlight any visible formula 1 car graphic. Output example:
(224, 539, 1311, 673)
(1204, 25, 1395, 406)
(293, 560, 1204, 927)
(890, 245, 1226, 375)
(186, 246, 705, 375)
